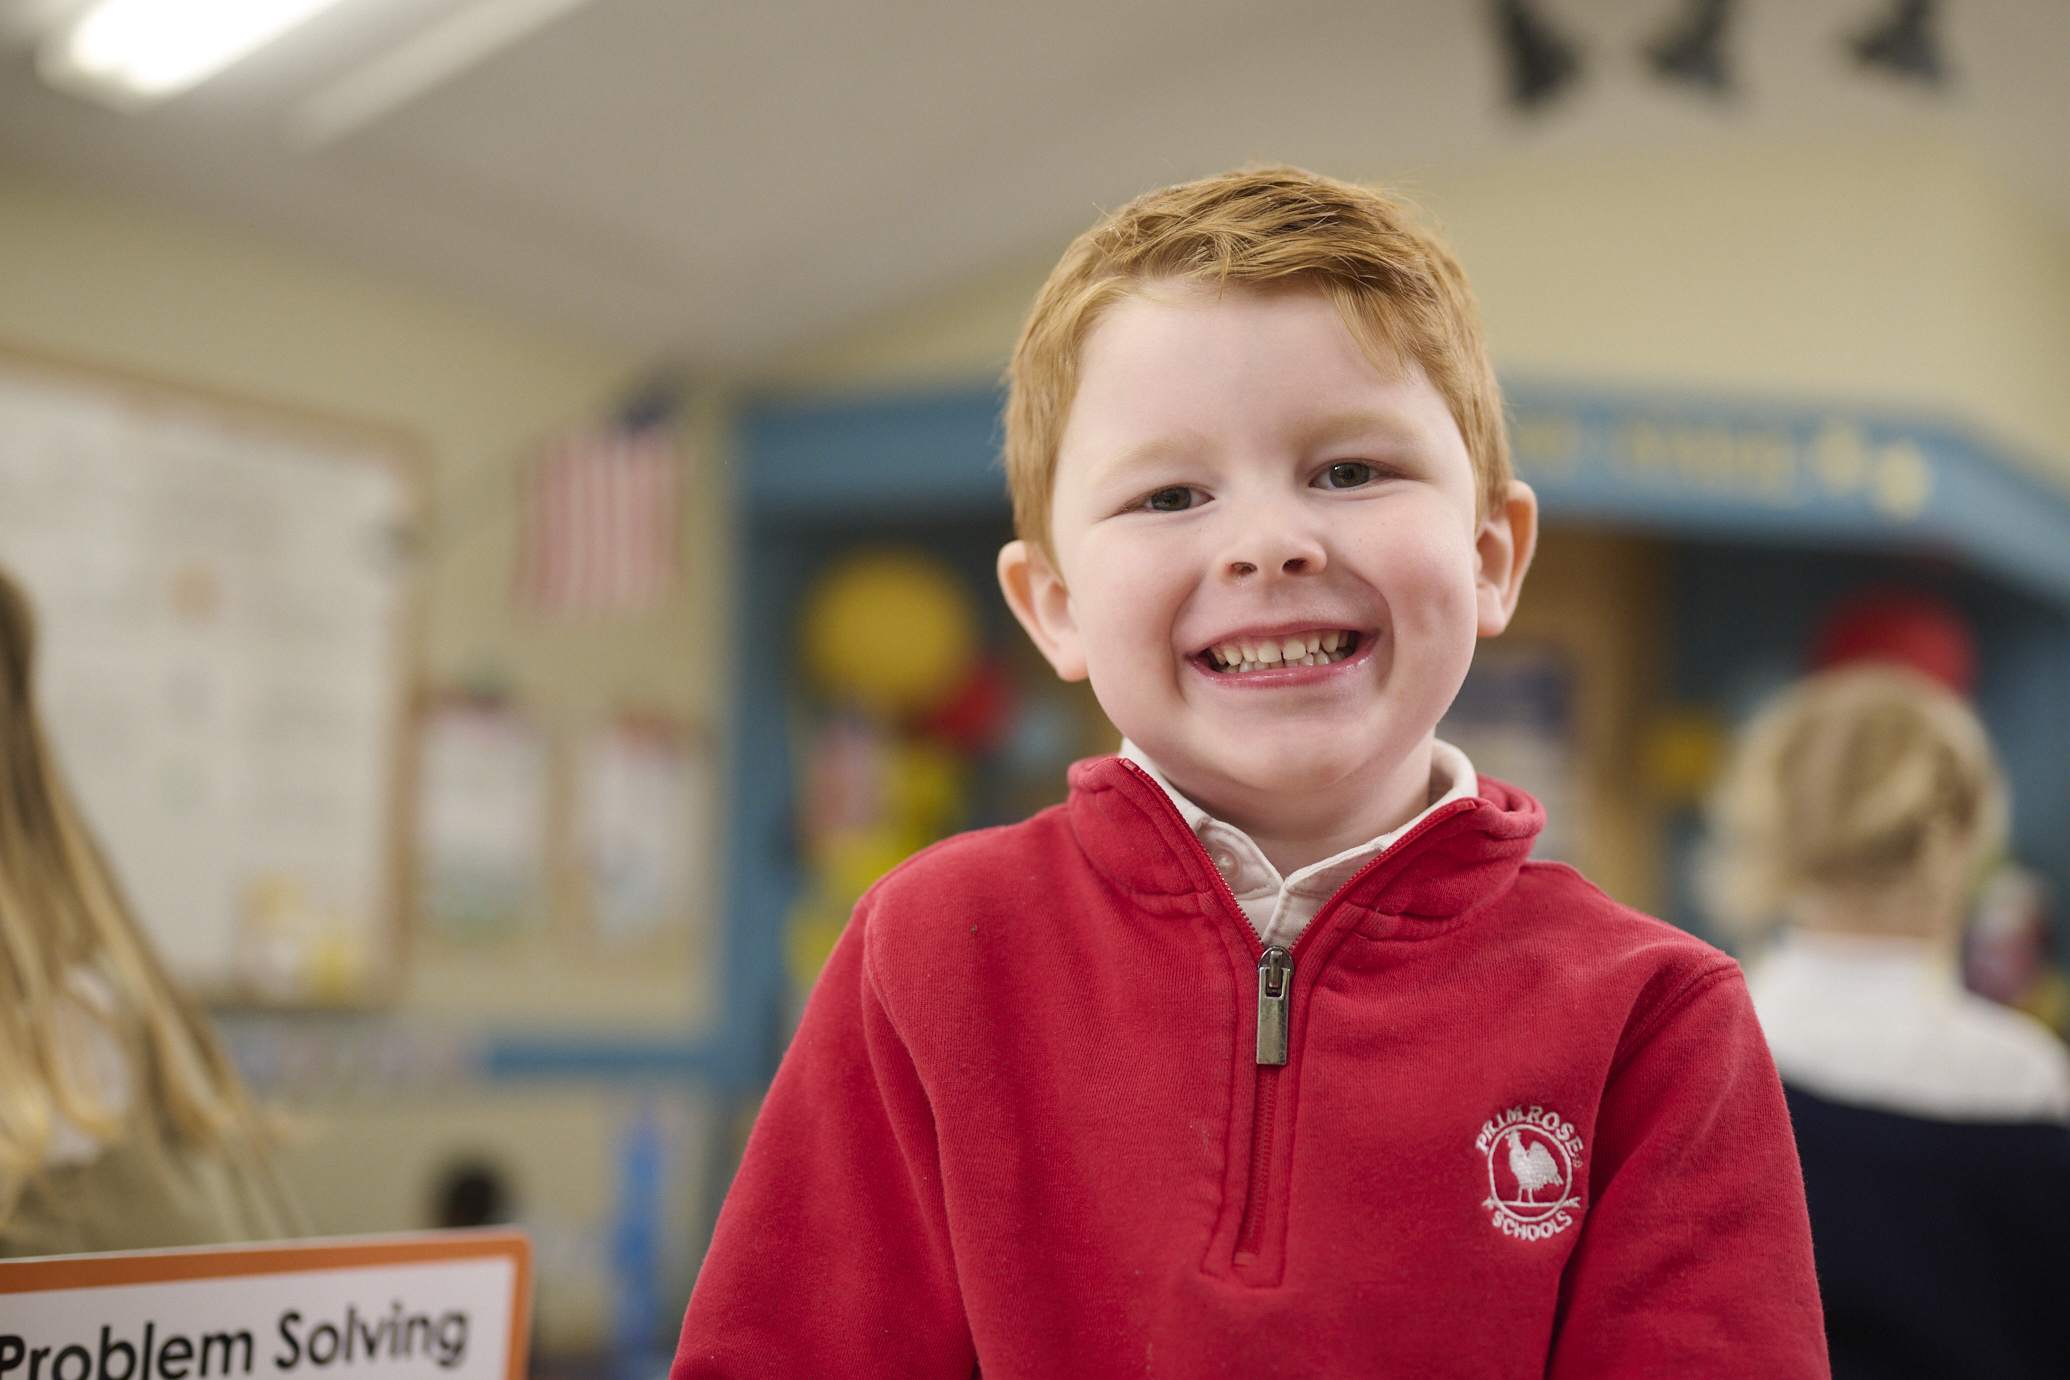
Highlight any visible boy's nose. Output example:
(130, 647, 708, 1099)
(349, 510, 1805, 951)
(1222, 524, 1327, 581)
(1228, 556, 1314, 577)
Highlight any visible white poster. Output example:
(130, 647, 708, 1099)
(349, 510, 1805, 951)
(0, 363, 413, 1002)
(575, 719, 708, 947)
(415, 702, 548, 946)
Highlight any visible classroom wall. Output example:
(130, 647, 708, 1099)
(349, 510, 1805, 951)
(0, 157, 739, 1000)
(766, 136, 2070, 490)
(1430, 136, 2070, 481)
(0, 161, 727, 1351)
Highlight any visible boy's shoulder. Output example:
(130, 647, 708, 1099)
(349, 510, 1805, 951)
(852, 811, 1084, 926)
(859, 802, 1084, 920)
(1497, 856, 1747, 1026)
(845, 804, 1108, 999)
(1510, 857, 1722, 949)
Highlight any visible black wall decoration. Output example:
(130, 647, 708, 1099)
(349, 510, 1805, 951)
(1851, 0, 1947, 85)
(1488, 0, 1951, 117)
(1647, 0, 1735, 96)
(1493, 0, 1583, 111)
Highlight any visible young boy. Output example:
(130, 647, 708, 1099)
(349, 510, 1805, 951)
(675, 167, 1828, 1377)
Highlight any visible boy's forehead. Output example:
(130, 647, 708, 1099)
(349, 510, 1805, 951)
(1076, 284, 1417, 404)
(1064, 285, 1440, 458)
(1090, 279, 1392, 353)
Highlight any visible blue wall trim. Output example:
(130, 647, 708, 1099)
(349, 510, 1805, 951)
(739, 386, 1008, 521)
(734, 379, 2070, 605)
(484, 1034, 728, 1082)
(1503, 382, 2070, 607)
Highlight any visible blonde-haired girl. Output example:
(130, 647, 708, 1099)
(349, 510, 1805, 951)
(0, 570, 299, 1254)
(1708, 662, 2069, 1378)
(1708, 663, 2065, 1116)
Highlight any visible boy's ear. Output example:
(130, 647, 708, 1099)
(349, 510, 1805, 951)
(1474, 480, 1539, 638)
(998, 540, 1089, 682)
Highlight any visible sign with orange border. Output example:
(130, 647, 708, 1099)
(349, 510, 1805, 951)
(0, 1233, 529, 1380)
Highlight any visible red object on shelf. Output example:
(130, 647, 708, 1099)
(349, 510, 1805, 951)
(1810, 589, 1977, 697)
(919, 658, 1015, 757)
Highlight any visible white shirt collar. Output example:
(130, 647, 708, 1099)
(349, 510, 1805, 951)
(1118, 738, 1480, 950)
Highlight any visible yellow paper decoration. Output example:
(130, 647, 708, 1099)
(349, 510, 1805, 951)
(800, 550, 977, 717)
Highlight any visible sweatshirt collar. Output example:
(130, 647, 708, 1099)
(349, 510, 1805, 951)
(1116, 739, 1480, 949)
(1065, 751, 1544, 939)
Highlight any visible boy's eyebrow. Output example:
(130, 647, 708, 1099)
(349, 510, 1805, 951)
(1099, 431, 1213, 477)
(1295, 409, 1433, 451)
(1090, 410, 1437, 482)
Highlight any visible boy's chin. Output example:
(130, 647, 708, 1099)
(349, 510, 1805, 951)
(1162, 738, 1404, 805)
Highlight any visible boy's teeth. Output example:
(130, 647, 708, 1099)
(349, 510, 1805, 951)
(1207, 630, 1359, 673)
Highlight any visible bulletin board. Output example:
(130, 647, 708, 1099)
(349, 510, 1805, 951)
(0, 345, 421, 1005)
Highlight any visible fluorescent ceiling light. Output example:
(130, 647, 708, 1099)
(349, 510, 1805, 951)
(40, 0, 351, 111)
(288, 0, 598, 148)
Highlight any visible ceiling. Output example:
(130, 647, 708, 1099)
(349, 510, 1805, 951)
(1, 0, 2066, 371)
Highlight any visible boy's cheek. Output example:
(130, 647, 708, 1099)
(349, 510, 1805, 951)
(1080, 638, 1164, 707)
(1346, 512, 1477, 577)
(1370, 548, 1483, 629)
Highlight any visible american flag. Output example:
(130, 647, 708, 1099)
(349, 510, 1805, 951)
(517, 423, 680, 617)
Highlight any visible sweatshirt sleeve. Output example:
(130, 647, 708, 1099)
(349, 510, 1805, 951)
(671, 897, 974, 1380)
(1547, 964, 1830, 1379)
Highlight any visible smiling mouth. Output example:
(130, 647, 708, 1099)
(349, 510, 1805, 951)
(1203, 629, 1363, 674)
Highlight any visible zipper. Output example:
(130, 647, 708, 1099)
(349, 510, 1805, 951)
(1254, 945, 1291, 1065)
(1236, 946, 1291, 1259)
(1109, 760, 1482, 1272)
(1217, 802, 1479, 1269)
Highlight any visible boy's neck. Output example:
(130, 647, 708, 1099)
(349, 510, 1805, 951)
(1150, 736, 1443, 877)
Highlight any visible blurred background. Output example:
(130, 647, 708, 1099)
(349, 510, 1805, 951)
(1, 0, 2067, 1371)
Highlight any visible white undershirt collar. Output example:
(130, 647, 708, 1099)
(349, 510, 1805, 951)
(1747, 927, 2070, 1124)
(1119, 738, 1479, 950)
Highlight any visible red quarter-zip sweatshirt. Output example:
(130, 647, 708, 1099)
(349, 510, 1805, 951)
(675, 759, 1828, 1377)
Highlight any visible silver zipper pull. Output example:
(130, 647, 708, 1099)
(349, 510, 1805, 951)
(1256, 946, 1291, 1066)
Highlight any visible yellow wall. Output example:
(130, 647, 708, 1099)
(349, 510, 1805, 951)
(1425, 136, 2070, 480)
(1499, 530, 1671, 915)
(0, 163, 642, 522)
(768, 241, 1054, 395)
(767, 137, 2070, 488)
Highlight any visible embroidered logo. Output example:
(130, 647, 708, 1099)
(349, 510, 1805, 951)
(1476, 1105, 1585, 1241)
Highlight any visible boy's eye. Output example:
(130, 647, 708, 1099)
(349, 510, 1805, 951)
(1142, 486, 1198, 512)
(1320, 461, 1377, 489)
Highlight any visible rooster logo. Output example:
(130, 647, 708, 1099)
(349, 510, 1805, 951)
(1476, 1105, 1585, 1240)
(1505, 1129, 1563, 1201)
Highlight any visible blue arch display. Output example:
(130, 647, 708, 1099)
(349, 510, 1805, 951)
(1504, 382, 2070, 608)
